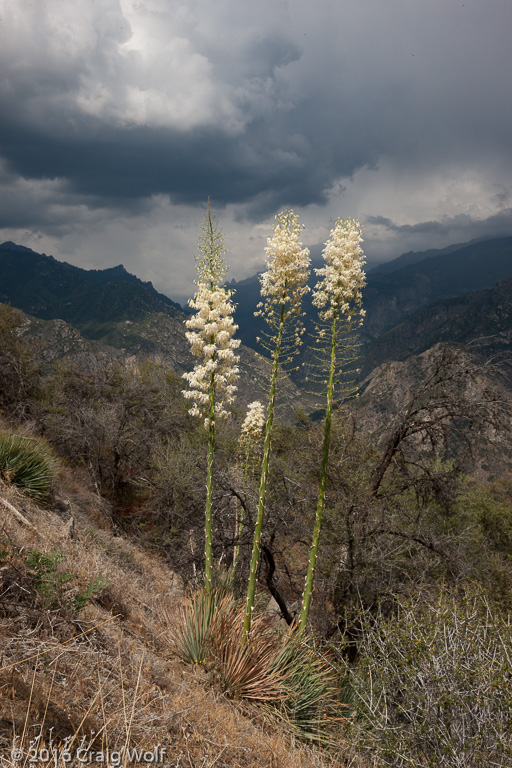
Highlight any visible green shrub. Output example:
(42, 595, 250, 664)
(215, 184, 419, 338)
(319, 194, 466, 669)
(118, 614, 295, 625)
(0, 432, 55, 501)
(26, 548, 110, 613)
(26, 548, 75, 608)
(72, 572, 111, 612)
(340, 587, 512, 767)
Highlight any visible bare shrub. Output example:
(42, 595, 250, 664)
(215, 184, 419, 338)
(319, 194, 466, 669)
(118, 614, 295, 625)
(340, 586, 512, 767)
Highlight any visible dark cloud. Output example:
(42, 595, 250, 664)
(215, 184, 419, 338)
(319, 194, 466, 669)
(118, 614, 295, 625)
(0, 104, 369, 221)
(367, 210, 512, 240)
(0, 0, 511, 294)
(1, 1, 508, 219)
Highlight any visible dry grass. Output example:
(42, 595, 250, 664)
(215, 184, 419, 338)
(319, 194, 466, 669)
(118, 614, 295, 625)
(0, 464, 357, 768)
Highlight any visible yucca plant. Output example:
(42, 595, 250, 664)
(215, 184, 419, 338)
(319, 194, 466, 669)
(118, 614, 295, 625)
(0, 433, 55, 502)
(170, 588, 220, 665)
(243, 210, 310, 639)
(207, 596, 285, 701)
(182, 201, 240, 594)
(299, 218, 365, 632)
(264, 632, 345, 745)
(233, 401, 265, 572)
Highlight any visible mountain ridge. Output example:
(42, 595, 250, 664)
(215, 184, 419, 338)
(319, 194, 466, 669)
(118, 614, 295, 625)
(0, 241, 184, 323)
(3, 235, 512, 410)
(360, 277, 512, 378)
(226, 235, 512, 353)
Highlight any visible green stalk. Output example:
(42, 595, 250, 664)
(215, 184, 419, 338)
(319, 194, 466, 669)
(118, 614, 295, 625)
(232, 445, 250, 572)
(204, 366, 215, 594)
(299, 310, 338, 632)
(242, 304, 285, 639)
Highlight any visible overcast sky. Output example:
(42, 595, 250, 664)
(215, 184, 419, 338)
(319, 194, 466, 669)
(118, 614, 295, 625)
(1, 0, 511, 303)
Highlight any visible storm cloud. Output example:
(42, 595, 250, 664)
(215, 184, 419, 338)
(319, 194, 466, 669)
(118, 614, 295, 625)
(0, 0, 511, 300)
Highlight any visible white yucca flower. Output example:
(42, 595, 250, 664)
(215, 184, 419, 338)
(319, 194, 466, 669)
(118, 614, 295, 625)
(182, 282, 240, 427)
(256, 210, 310, 331)
(240, 400, 265, 445)
(313, 217, 366, 322)
(299, 217, 366, 632)
(243, 210, 310, 638)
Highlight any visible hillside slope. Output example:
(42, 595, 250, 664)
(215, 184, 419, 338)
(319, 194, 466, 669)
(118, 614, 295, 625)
(0, 443, 347, 768)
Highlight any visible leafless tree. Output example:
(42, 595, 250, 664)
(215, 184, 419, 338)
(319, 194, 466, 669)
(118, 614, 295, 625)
(370, 343, 509, 497)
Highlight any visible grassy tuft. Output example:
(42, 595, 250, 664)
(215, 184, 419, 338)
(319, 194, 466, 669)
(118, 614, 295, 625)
(0, 432, 55, 501)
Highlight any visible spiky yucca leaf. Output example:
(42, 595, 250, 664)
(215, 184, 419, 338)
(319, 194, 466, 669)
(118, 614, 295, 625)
(207, 597, 285, 701)
(0, 433, 55, 501)
(170, 588, 219, 664)
(262, 632, 345, 745)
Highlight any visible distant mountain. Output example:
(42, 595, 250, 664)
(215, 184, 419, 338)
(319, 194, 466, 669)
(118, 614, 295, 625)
(4, 236, 512, 421)
(362, 236, 512, 337)
(225, 273, 263, 350)
(360, 277, 512, 379)
(0, 242, 303, 414)
(368, 242, 470, 276)
(0, 242, 184, 334)
(228, 236, 512, 353)
(368, 235, 508, 277)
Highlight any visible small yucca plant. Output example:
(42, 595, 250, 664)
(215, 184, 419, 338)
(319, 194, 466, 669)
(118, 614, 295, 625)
(170, 588, 219, 664)
(0, 433, 55, 502)
(170, 589, 284, 700)
(169, 590, 344, 744)
(265, 633, 344, 745)
(206, 597, 285, 701)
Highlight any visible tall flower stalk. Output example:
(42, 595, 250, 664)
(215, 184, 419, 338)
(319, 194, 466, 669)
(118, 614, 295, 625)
(233, 400, 265, 572)
(243, 210, 310, 638)
(182, 201, 240, 593)
(298, 218, 365, 632)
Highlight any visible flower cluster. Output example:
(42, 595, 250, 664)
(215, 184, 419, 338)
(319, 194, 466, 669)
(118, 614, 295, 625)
(313, 218, 366, 322)
(195, 201, 229, 286)
(182, 282, 240, 428)
(240, 401, 265, 447)
(256, 210, 310, 330)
